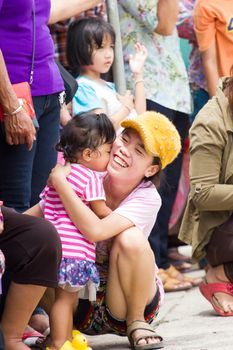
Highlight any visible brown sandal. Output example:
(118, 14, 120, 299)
(158, 269, 192, 292)
(127, 320, 163, 349)
(165, 265, 202, 287)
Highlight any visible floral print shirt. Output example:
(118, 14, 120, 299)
(177, 0, 207, 91)
(118, 0, 191, 114)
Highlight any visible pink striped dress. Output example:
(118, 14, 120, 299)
(40, 164, 105, 300)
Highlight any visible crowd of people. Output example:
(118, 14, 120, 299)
(0, 0, 233, 350)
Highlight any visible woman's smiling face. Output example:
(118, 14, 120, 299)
(107, 128, 159, 184)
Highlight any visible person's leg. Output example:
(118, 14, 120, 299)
(49, 288, 78, 350)
(106, 227, 161, 347)
(30, 94, 60, 207)
(0, 207, 61, 348)
(0, 123, 36, 212)
(205, 216, 233, 313)
(1, 282, 46, 350)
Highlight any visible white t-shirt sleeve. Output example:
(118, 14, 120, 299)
(114, 183, 161, 238)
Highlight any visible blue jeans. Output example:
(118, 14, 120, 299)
(146, 99, 189, 269)
(0, 93, 60, 212)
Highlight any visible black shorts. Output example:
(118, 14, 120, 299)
(74, 286, 160, 336)
(0, 207, 61, 288)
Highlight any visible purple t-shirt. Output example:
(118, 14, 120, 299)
(0, 0, 64, 96)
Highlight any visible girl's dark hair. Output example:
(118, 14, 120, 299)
(56, 112, 116, 163)
(67, 17, 116, 76)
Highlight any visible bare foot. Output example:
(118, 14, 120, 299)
(206, 265, 233, 313)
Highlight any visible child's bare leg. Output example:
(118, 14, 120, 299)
(1, 282, 46, 350)
(49, 288, 78, 350)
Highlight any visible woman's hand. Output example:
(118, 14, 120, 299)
(47, 163, 71, 188)
(129, 42, 148, 77)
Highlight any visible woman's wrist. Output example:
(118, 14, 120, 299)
(3, 99, 24, 116)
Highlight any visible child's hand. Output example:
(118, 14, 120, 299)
(0, 201, 4, 234)
(129, 42, 148, 76)
(47, 163, 71, 188)
(117, 90, 134, 112)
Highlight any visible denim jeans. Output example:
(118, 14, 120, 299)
(147, 99, 189, 269)
(0, 93, 60, 212)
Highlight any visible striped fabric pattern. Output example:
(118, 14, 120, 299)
(41, 164, 105, 261)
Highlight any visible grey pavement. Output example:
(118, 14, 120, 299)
(87, 249, 233, 350)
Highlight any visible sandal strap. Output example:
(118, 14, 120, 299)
(127, 320, 163, 344)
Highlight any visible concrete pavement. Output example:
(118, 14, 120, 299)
(87, 257, 233, 350)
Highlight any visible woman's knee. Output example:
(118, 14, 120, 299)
(112, 227, 151, 257)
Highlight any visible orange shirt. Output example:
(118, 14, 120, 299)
(194, 0, 233, 76)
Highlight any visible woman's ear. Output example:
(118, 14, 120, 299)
(144, 164, 160, 178)
(82, 148, 93, 162)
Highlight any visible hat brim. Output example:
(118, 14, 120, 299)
(120, 119, 158, 157)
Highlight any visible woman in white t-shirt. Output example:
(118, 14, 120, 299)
(47, 111, 181, 350)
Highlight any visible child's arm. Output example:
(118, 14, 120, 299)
(24, 203, 44, 217)
(111, 90, 134, 128)
(90, 200, 112, 219)
(128, 42, 148, 114)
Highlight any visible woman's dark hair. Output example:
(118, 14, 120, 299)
(67, 17, 116, 76)
(144, 157, 162, 188)
(56, 112, 116, 163)
(225, 65, 233, 112)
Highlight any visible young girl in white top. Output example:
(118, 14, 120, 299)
(28, 112, 115, 350)
(67, 17, 148, 131)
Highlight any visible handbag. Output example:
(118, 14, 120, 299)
(57, 62, 78, 104)
(0, 82, 35, 121)
(0, 0, 38, 128)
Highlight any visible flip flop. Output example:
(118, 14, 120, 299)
(199, 280, 233, 316)
(127, 320, 163, 349)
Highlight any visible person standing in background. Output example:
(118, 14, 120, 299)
(118, 0, 194, 292)
(0, 0, 102, 212)
(194, 0, 233, 97)
(177, 0, 209, 123)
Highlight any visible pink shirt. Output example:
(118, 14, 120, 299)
(40, 164, 105, 261)
(97, 180, 165, 302)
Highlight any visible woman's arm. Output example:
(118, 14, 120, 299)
(155, 0, 179, 36)
(48, 165, 134, 242)
(49, 0, 101, 24)
(24, 204, 44, 217)
(189, 114, 233, 211)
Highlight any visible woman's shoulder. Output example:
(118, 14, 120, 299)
(129, 181, 161, 204)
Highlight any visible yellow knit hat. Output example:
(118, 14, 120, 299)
(120, 111, 181, 169)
